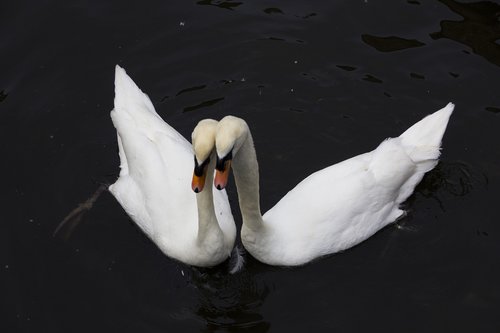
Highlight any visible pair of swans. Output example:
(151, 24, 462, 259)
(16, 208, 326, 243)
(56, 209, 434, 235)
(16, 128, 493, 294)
(109, 66, 454, 267)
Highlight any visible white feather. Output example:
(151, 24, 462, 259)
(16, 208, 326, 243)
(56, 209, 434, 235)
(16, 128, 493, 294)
(109, 66, 236, 267)
(215, 103, 454, 266)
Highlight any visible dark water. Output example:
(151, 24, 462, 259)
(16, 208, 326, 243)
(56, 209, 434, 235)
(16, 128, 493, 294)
(2, 0, 500, 331)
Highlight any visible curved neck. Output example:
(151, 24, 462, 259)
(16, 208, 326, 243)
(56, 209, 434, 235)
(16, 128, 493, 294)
(196, 154, 221, 240)
(232, 132, 264, 230)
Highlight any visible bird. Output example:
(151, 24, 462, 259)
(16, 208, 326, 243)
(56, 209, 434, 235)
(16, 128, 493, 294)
(109, 65, 236, 267)
(205, 103, 454, 266)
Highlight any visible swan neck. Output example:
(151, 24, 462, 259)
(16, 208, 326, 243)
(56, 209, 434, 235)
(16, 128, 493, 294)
(196, 155, 220, 240)
(233, 131, 264, 230)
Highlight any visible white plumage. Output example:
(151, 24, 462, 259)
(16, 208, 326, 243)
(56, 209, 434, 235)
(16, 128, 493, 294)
(109, 66, 236, 267)
(212, 103, 454, 266)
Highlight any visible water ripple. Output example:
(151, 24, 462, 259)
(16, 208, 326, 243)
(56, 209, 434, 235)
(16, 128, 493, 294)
(176, 84, 207, 97)
(183, 97, 225, 113)
(410, 72, 425, 80)
(486, 106, 500, 114)
(0, 90, 7, 103)
(361, 34, 425, 52)
(263, 8, 283, 15)
(182, 264, 271, 332)
(430, 0, 500, 67)
(415, 161, 488, 210)
(336, 65, 357, 72)
(196, 0, 243, 11)
(362, 74, 383, 83)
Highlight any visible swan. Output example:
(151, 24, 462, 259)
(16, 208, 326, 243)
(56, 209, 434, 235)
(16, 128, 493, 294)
(108, 66, 236, 267)
(207, 103, 454, 266)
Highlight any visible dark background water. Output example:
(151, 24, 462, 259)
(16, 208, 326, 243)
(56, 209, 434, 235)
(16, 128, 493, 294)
(2, 0, 500, 332)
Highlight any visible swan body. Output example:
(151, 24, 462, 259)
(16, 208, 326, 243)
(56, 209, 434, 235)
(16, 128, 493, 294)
(212, 103, 454, 266)
(109, 66, 235, 267)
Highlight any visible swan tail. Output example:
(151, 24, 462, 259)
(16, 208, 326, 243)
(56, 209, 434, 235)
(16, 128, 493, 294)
(370, 103, 454, 204)
(394, 103, 454, 203)
(399, 102, 454, 163)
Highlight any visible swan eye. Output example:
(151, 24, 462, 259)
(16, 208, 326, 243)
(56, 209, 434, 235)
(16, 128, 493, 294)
(216, 151, 232, 172)
(193, 156, 210, 177)
(214, 151, 233, 190)
(192, 156, 210, 193)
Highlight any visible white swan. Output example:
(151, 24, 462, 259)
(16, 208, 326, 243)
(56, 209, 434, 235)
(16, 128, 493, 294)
(208, 103, 454, 266)
(108, 66, 236, 267)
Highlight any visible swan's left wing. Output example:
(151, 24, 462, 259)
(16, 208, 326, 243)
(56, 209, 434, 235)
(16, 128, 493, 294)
(110, 66, 197, 238)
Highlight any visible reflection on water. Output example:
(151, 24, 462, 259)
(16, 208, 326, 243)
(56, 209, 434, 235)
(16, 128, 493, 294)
(410, 72, 425, 80)
(176, 85, 207, 97)
(362, 74, 383, 83)
(53, 184, 108, 241)
(160, 79, 235, 111)
(431, 0, 500, 67)
(183, 97, 225, 112)
(299, 12, 317, 19)
(263, 8, 283, 15)
(184, 265, 271, 332)
(196, 0, 243, 11)
(361, 0, 500, 68)
(336, 65, 357, 72)
(361, 35, 425, 52)
(258, 36, 305, 44)
(486, 106, 500, 113)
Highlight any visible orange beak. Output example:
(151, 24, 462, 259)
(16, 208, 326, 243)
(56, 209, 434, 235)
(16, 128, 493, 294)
(214, 160, 231, 190)
(191, 172, 207, 193)
(192, 156, 210, 193)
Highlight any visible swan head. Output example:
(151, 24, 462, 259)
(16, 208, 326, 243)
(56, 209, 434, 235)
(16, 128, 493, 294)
(214, 116, 249, 190)
(191, 119, 218, 193)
